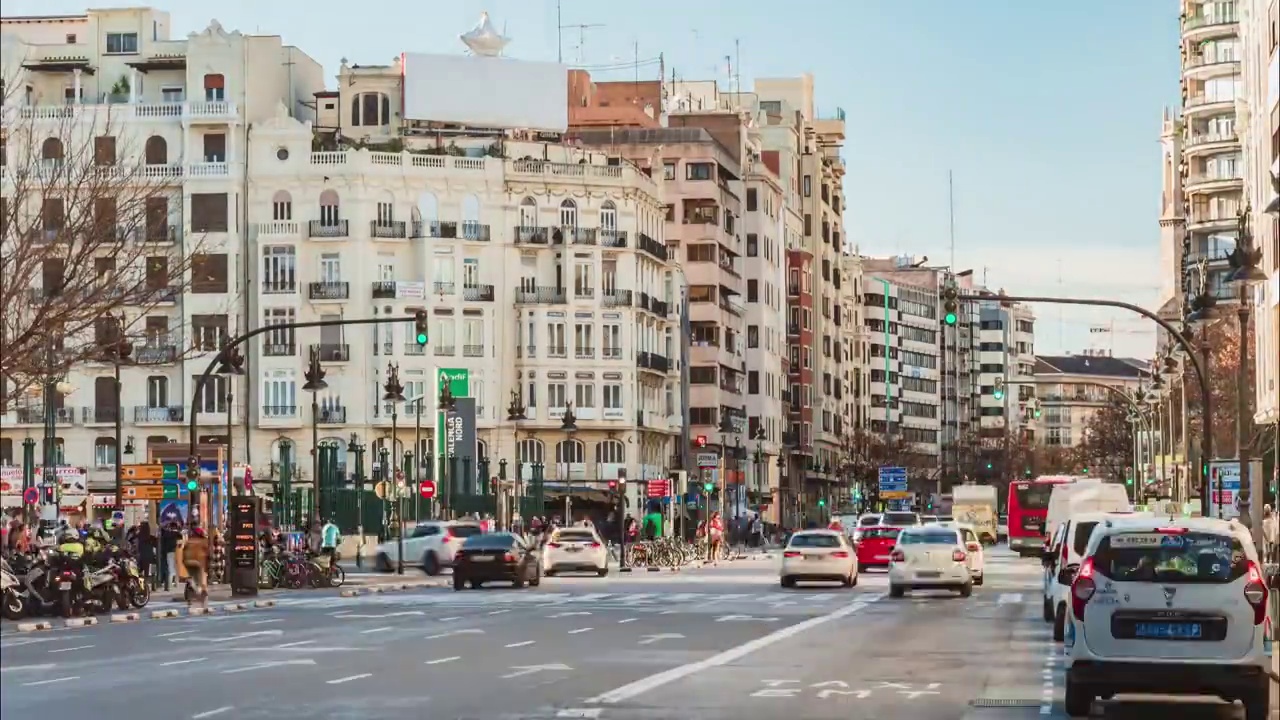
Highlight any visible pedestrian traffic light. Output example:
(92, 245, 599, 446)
(41, 484, 55, 504)
(992, 378, 1005, 400)
(702, 481, 714, 492)
(942, 284, 959, 326)
(608, 479, 618, 492)
(413, 310, 429, 346)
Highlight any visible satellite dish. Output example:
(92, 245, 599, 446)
(460, 12, 510, 57)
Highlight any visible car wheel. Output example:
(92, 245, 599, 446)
(1053, 603, 1067, 642)
(973, 573, 984, 586)
(841, 573, 854, 588)
(530, 568, 541, 587)
(889, 584, 905, 598)
(958, 583, 973, 598)
(780, 576, 795, 588)
(1243, 676, 1271, 720)
(1043, 596, 1054, 622)
(423, 552, 441, 576)
(452, 575, 465, 591)
(1063, 676, 1093, 717)
(596, 567, 608, 577)
(376, 552, 392, 573)
(848, 568, 858, 587)
(470, 580, 483, 589)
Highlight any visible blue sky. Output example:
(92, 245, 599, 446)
(6, 0, 1180, 357)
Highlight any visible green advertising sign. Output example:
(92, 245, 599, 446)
(437, 367, 470, 397)
(437, 368, 472, 489)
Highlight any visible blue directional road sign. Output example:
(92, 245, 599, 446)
(878, 466, 908, 498)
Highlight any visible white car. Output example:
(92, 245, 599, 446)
(780, 530, 859, 588)
(888, 525, 974, 597)
(880, 511, 922, 528)
(852, 513, 883, 542)
(543, 526, 608, 577)
(1064, 516, 1273, 719)
(935, 521, 986, 585)
(373, 521, 483, 574)
(1043, 511, 1141, 641)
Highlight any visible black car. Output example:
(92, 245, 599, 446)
(452, 533, 541, 590)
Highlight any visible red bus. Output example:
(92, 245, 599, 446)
(1007, 476, 1077, 555)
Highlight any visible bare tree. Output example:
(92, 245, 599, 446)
(1078, 398, 1136, 482)
(1, 80, 205, 408)
(840, 427, 935, 496)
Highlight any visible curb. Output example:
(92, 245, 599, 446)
(150, 609, 180, 619)
(110, 612, 140, 624)
(188, 606, 215, 616)
(253, 600, 276, 608)
(64, 617, 98, 628)
(16, 621, 54, 633)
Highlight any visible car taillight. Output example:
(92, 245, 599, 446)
(890, 550, 905, 562)
(1244, 560, 1268, 625)
(966, 542, 981, 552)
(951, 549, 967, 562)
(547, 543, 562, 548)
(1060, 539, 1069, 565)
(504, 553, 516, 563)
(783, 551, 802, 558)
(831, 551, 849, 558)
(588, 542, 601, 548)
(442, 533, 454, 543)
(1070, 557, 1096, 621)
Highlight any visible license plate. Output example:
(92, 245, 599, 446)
(566, 547, 582, 553)
(916, 571, 941, 578)
(1135, 622, 1202, 639)
(58, 582, 71, 590)
(471, 556, 493, 562)
(804, 554, 821, 560)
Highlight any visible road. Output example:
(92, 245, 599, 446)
(0, 548, 1266, 719)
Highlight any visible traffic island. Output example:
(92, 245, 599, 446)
(63, 617, 98, 628)
(15, 621, 54, 633)
(110, 612, 140, 623)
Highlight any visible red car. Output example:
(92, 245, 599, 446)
(855, 526, 901, 569)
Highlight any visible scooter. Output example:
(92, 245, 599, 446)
(1, 558, 24, 620)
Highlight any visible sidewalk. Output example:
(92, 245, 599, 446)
(161, 570, 407, 603)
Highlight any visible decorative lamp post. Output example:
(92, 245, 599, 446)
(1184, 259, 1221, 516)
(1227, 205, 1267, 538)
(347, 433, 366, 568)
(560, 401, 577, 522)
(506, 389, 526, 518)
(302, 346, 328, 516)
(382, 363, 405, 573)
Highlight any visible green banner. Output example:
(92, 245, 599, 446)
(437, 368, 471, 507)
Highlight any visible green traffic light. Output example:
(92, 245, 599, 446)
(944, 312, 957, 325)
(415, 332, 428, 345)
(818, 499, 826, 507)
(186, 480, 197, 491)
(986, 463, 993, 470)
(1081, 467, 1089, 474)
(993, 390, 1004, 400)
(703, 482, 713, 492)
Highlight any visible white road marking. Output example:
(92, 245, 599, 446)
(156, 630, 195, 638)
(160, 657, 207, 666)
(0, 663, 55, 673)
(425, 629, 484, 640)
(274, 640, 315, 648)
(567, 627, 593, 634)
(250, 619, 283, 625)
(505, 641, 536, 648)
(588, 595, 883, 704)
(549, 611, 592, 618)
(191, 707, 234, 719)
(48, 645, 94, 653)
(361, 626, 393, 634)
(424, 656, 460, 665)
(23, 676, 79, 687)
(502, 663, 572, 679)
(488, 609, 510, 615)
(326, 673, 372, 685)
(638, 633, 684, 645)
(556, 710, 602, 718)
(221, 659, 316, 674)
(617, 618, 638, 624)
(997, 593, 1023, 605)
(438, 616, 462, 622)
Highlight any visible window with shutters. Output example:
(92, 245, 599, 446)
(190, 193, 228, 232)
(94, 135, 116, 165)
(191, 253, 228, 293)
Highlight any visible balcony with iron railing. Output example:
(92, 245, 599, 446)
(133, 405, 184, 423)
(261, 405, 299, 419)
(308, 281, 349, 300)
(600, 229, 628, 248)
(433, 281, 456, 295)
(404, 342, 426, 356)
(262, 341, 296, 357)
(514, 286, 566, 304)
(463, 284, 495, 302)
(261, 279, 296, 295)
(514, 226, 555, 246)
(309, 220, 349, 238)
(602, 346, 622, 360)
(463, 344, 485, 358)
(311, 343, 350, 362)
(575, 285, 596, 299)
(370, 220, 407, 239)
(14, 406, 75, 425)
(144, 224, 177, 244)
(434, 344, 456, 356)
(575, 346, 594, 360)
(82, 406, 121, 424)
(372, 281, 397, 299)
(316, 406, 347, 424)
(547, 345, 568, 359)
(134, 341, 178, 364)
(568, 227, 598, 245)
(602, 289, 633, 308)
(637, 351, 670, 373)
(637, 233, 668, 262)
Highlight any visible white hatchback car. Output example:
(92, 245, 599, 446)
(780, 530, 858, 588)
(1063, 516, 1273, 719)
(543, 526, 608, 577)
(888, 525, 973, 598)
(935, 521, 986, 585)
(373, 521, 483, 575)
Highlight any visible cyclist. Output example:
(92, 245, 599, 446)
(320, 517, 341, 569)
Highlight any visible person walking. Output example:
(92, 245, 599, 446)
(182, 527, 211, 608)
(707, 511, 724, 566)
(1262, 504, 1278, 564)
(159, 521, 180, 590)
(135, 521, 157, 589)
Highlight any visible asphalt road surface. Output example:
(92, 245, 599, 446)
(1, 548, 1269, 719)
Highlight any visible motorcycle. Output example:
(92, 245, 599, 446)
(120, 556, 149, 609)
(81, 560, 122, 613)
(52, 564, 80, 618)
(1, 558, 24, 620)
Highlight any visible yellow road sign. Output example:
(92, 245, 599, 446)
(122, 464, 164, 481)
(125, 485, 165, 500)
(880, 491, 912, 499)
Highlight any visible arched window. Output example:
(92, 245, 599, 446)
(203, 73, 226, 102)
(41, 137, 64, 162)
(555, 438, 585, 464)
(600, 200, 617, 232)
(351, 92, 391, 127)
(519, 196, 538, 229)
(595, 439, 625, 465)
(272, 190, 292, 221)
(318, 189, 340, 228)
(461, 194, 481, 239)
(417, 192, 439, 223)
(559, 199, 578, 228)
(94, 437, 116, 468)
(517, 438, 544, 465)
(143, 136, 167, 165)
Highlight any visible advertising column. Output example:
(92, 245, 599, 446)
(436, 368, 474, 514)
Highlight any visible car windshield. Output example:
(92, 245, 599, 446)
(461, 533, 517, 550)
(449, 524, 483, 538)
(1092, 531, 1247, 584)
(860, 527, 900, 541)
(789, 534, 842, 548)
(899, 530, 958, 545)
(553, 531, 597, 543)
(858, 516, 881, 527)
(1014, 484, 1054, 510)
(1071, 521, 1100, 556)
(882, 512, 919, 526)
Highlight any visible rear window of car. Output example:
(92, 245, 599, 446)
(882, 512, 919, 526)
(1071, 521, 1099, 556)
(1092, 531, 1247, 584)
(858, 516, 881, 527)
(899, 530, 958, 545)
(449, 524, 483, 538)
(860, 527, 900, 540)
(553, 531, 597, 543)
(789, 534, 843, 548)
(461, 533, 516, 549)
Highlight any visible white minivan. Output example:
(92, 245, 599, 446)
(1045, 481, 1130, 543)
(1042, 511, 1141, 641)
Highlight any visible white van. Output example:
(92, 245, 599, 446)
(1042, 511, 1145, 641)
(1045, 482, 1130, 542)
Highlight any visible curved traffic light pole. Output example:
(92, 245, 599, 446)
(961, 293, 1212, 515)
(186, 316, 417, 529)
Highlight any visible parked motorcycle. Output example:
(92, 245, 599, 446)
(120, 556, 149, 609)
(1, 558, 23, 620)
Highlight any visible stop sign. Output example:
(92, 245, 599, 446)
(419, 480, 437, 499)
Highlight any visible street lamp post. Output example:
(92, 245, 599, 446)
(506, 390, 527, 518)
(1227, 206, 1267, 539)
(303, 346, 327, 518)
(107, 316, 132, 511)
(347, 434, 365, 569)
(382, 363, 406, 573)
(560, 402, 577, 523)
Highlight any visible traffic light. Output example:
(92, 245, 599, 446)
(607, 479, 618, 492)
(413, 310, 429, 346)
(942, 284, 959, 326)
(1025, 468, 1032, 477)
(186, 479, 198, 492)
(992, 378, 1005, 401)
(702, 481, 714, 492)
(694, 435, 707, 448)
(185, 456, 200, 492)
(1081, 467, 1089, 475)
(817, 498, 826, 508)
(986, 462, 993, 470)
(41, 484, 55, 504)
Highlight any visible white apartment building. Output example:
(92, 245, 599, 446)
(243, 60, 678, 512)
(0, 7, 323, 516)
(1239, 0, 1278, 430)
(975, 299, 1037, 440)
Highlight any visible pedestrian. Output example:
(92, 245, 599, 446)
(1263, 505, 1278, 564)
(707, 511, 724, 566)
(320, 516, 341, 568)
(182, 527, 211, 608)
(135, 521, 156, 589)
(307, 516, 323, 557)
(160, 521, 180, 590)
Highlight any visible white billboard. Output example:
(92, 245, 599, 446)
(401, 52, 568, 132)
